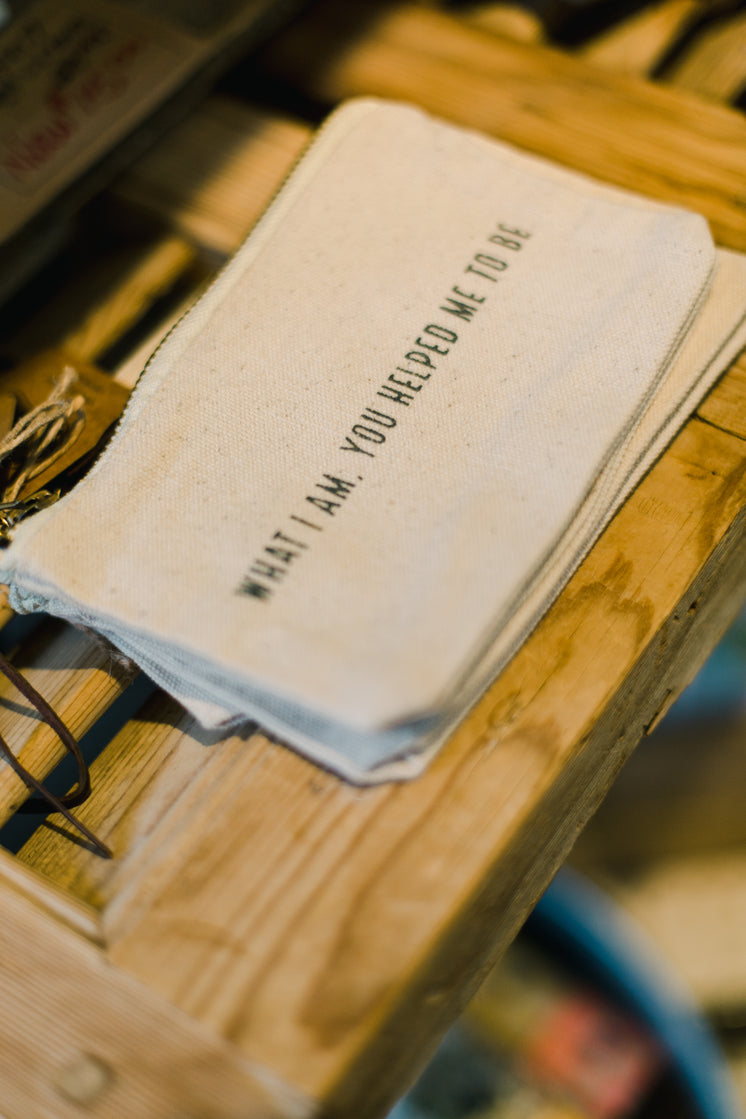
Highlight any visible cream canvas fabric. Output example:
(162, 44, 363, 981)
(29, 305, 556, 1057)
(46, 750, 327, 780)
(3, 98, 746, 782)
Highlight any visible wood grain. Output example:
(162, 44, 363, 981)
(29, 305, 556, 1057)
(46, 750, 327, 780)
(698, 352, 746, 440)
(18, 411, 746, 1117)
(664, 9, 746, 103)
(261, 1, 746, 251)
(0, 846, 103, 945)
(579, 0, 701, 74)
(6, 11, 746, 1118)
(6, 235, 195, 367)
(0, 874, 310, 1119)
(457, 3, 543, 43)
(112, 97, 313, 256)
(0, 623, 134, 824)
(18, 694, 242, 913)
(61, 236, 196, 365)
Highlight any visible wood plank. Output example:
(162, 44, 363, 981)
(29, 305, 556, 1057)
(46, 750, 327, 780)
(112, 285, 207, 390)
(698, 352, 746, 440)
(456, 3, 543, 43)
(579, 0, 702, 75)
(7, 14, 746, 1118)
(0, 875, 310, 1119)
(0, 623, 134, 824)
(17, 693, 239, 912)
(6, 234, 195, 367)
(112, 96, 313, 256)
(12, 22, 746, 1114)
(18, 411, 746, 1117)
(664, 10, 746, 103)
(260, 1, 746, 251)
(0, 847, 103, 945)
(608, 850, 746, 1015)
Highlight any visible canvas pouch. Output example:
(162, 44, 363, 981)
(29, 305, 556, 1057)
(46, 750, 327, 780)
(2, 98, 745, 782)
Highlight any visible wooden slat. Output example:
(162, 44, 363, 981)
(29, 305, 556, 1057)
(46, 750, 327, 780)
(698, 352, 746, 440)
(579, 0, 702, 75)
(112, 97, 313, 256)
(6, 235, 196, 367)
(610, 850, 746, 1014)
(0, 101, 324, 809)
(664, 9, 746, 103)
(61, 236, 196, 365)
(0, 874, 310, 1119)
(0, 623, 134, 825)
(0, 232, 195, 630)
(456, 3, 544, 43)
(260, 1, 746, 251)
(17, 693, 238, 912)
(18, 406, 746, 1117)
(112, 287, 205, 390)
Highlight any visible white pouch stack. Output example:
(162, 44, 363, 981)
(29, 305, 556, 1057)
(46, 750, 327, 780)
(3, 99, 746, 782)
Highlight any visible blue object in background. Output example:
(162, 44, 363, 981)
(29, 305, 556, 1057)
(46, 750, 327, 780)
(389, 867, 741, 1119)
(528, 869, 741, 1119)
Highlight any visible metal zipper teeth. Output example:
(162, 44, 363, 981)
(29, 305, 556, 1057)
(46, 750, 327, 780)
(11, 98, 380, 529)
(107, 98, 363, 438)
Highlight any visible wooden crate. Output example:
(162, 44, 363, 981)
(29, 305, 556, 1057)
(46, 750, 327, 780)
(1, 3, 746, 1116)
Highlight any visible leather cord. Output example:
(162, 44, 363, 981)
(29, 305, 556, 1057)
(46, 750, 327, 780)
(0, 652, 112, 858)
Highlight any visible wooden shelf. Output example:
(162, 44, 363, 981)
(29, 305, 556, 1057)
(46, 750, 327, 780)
(1, 4, 746, 1116)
